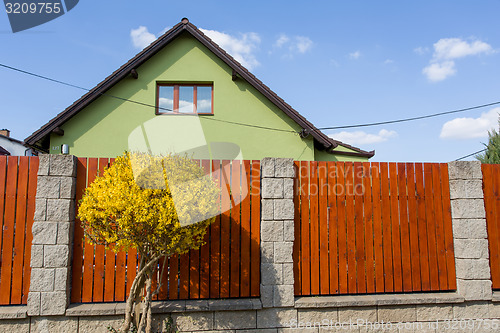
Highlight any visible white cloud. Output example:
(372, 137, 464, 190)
(329, 129, 397, 145)
(440, 108, 499, 140)
(414, 46, 429, 55)
(421, 37, 493, 82)
(384, 59, 394, 64)
(130, 26, 261, 70)
(275, 34, 289, 48)
(130, 26, 156, 49)
(295, 36, 313, 53)
(423, 61, 456, 82)
(349, 51, 361, 59)
(433, 38, 493, 60)
(274, 34, 313, 55)
(200, 28, 260, 70)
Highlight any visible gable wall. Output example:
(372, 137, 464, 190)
(49, 33, 314, 160)
(49, 32, 366, 161)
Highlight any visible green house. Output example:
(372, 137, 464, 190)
(25, 18, 374, 161)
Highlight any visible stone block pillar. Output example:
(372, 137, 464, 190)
(260, 158, 295, 308)
(27, 155, 77, 316)
(448, 161, 492, 301)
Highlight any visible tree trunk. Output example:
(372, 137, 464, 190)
(119, 254, 162, 333)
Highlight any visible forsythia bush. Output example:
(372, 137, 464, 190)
(78, 152, 219, 333)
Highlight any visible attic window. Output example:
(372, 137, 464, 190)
(156, 84, 213, 114)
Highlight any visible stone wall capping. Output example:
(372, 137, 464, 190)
(493, 291, 500, 302)
(66, 298, 263, 317)
(295, 293, 465, 308)
(0, 306, 27, 319)
(448, 160, 482, 180)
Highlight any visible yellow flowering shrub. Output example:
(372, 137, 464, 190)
(78, 152, 219, 255)
(77, 152, 220, 333)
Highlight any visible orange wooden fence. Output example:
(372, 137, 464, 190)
(293, 161, 457, 296)
(0, 156, 38, 305)
(71, 158, 261, 303)
(482, 164, 500, 290)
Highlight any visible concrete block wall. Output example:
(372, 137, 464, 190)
(1, 158, 500, 333)
(260, 158, 295, 308)
(27, 155, 77, 316)
(448, 161, 493, 301)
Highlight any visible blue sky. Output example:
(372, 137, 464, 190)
(1, 1, 499, 161)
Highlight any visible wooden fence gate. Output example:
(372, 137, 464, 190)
(482, 163, 500, 290)
(0, 156, 38, 305)
(71, 157, 261, 303)
(293, 161, 457, 296)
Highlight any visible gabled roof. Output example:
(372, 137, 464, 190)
(25, 18, 374, 158)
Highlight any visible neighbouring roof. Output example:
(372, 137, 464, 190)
(25, 18, 374, 158)
(0, 133, 26, 146)
(0, 146, 10, 156)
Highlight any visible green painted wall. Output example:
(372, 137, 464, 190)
(49, 32, 366, 161)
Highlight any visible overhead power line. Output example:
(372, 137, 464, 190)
(0, 63, 296, 134)
(1, 62, 499, 134)
(454, 148, 487, 161)
(318, 101, 500, 131)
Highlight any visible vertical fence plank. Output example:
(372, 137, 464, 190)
(230, 160, 241, 298)
(115, 251, 126, 302)
(424, 163, 439, 291)
(219, 160, 231, 298)
(483, 165, 500, 288)
(168, 254, 179, 299)
(71, 158, 87, 303)
(189, 245, 200, 299)
(318, 162, 329, 294)
(188, 161, 201, 300)
(415, 163, 430, 291)
(0, 158, 6, 273)
(345, 163, 357, 293)
(210, 160, 221, 298)
(440, 164, 456, 290)
(240, 160, 251, 297)
(371, 163, 385, 293)
(125, 249, 137, 298)
(389, 163, 402, 292)
(309, 162, 320, 294)
(158, 257, 169, 300)
(250, 160, 261, 297)
(380, 162, 393, 292)
(11, 157, 29, 304)
(179, 252, 190, 299)
(22, 157, 38, 304)
(0, 157, 18, 304)
(353, 162, 366, 294)
(494, 165, 500, 290)
(362, 162, 375, 294)
(406, 163, 421, 292)
(299, 161, 311, 295)
(327, 162, 339, 294)
(432, 163, 448, 290)
(199, 159, 212, 299)
(397, 163, 412, 292)
(336, 162, 348, 294)
(104, 245, 116, 302)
